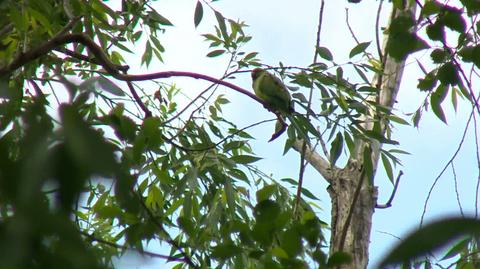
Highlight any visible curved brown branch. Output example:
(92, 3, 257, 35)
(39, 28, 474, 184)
(0, 33, 269, 113)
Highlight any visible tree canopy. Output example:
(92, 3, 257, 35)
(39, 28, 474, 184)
(1, 0, 480, 269)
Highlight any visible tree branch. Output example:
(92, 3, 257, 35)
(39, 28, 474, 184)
(376, 170, 403, 209)
(293, 139, 334, 182)
(0, 33, 267, 108)
(0, 32, 283, 127)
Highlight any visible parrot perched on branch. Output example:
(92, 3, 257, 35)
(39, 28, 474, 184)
(251, 68, 305, 141)
(251, 68, 294, 114)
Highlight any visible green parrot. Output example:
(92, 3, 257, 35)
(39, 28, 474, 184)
(251, 68, 294, 114)
(252, 68, 304, 141)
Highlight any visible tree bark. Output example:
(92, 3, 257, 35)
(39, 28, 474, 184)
(295, 2, 417, 268)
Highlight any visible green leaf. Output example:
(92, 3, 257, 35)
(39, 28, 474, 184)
(214, 11, 228, 41)
(379, 217, 480, 267)
(418, 72, 437, 92)
(363, 145, 373, 178)
(97, 76, 125, 96)
(271, 247, 289, 259)
(254, 200, 280, 223)
(412, 108, 422, 127)
(147, 10, 173, 26)
(301, 188, 320, 200)
(349, 41, 371, 58)
(150, 35, 165, 53)
(387, 14, 429, 60)
(230, 154, 262, 164)
(280, 177, 298, 186)
(388, 115, 409, 125)
(327, 251, 353, 267)
(60, 104, 118, 175)
(177, 216, 195, 237)
(211, 243, 242, 259)
(223, 140, 245, 152)
(389, 149, 411, 155)
(426, 20, 445, 41)
(329, 132, 343, 166)
(430, 85, 448, 123)
(363, 129, 399, 144)
(430, 48, 448, 63)
(207, 49, 226, 57)
(388, 32, 429, 60)
(194, 1, 203, 27)
(256, 184, 277, 202)
(461, 0, 480, 14)
(421, 1, 442, 16)
(443, 7, 466, 33)
(441, 238, 469, 260)
(316, 46, 333, 61)
(437, 62, 459, 86)
(281, 228, 302, 257)
(381, 153, 394, 183)
(141, 41, 153, 66)
(354, 65, 370, 84)
(451, 87, 458, 112)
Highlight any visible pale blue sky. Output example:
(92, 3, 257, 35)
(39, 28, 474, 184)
(115, 1, 478, 268)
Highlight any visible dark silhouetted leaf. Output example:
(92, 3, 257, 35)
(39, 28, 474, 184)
(194, 1, 203, 27)
(329, 132, 343, 166)
(379, 217, 480, 267)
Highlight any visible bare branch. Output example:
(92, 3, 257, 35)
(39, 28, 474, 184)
(0, 33, 275, 116)
(376, 170, 403, 209)
(375, 0, 385, 61)
(345, 8, 360, 45)
(294, 0, 325, 215)
(420, 102, 478, 226)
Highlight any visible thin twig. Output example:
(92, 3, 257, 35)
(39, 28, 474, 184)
(420, 99, 478, 226)
(294, 0, 325, 215)
(375, 0, 385, 61)
(473, 111, 480, 218)
(451, 162, 464, 216)
(376, 170, 403, 208)
(345, 8, 360, 45)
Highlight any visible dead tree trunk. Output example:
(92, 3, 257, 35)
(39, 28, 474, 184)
(296, 2, 417, 268)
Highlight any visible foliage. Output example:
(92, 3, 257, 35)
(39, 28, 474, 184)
(0, 0, 328, 268)
(377, 0, 480, 267)
(1, 0, 480, 268)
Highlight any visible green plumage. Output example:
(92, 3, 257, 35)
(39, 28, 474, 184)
(251, 68, 294, 114)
